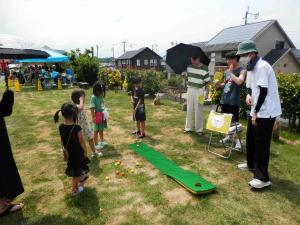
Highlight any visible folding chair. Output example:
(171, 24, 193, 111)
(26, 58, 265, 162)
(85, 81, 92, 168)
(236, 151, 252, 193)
(206, 109, 243, 159)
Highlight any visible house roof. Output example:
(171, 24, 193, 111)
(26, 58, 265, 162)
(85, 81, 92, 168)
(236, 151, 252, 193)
(207, 20, 273, 46)
(201, 20, 295, 52)
(191, 41, 208, 48)
(263, 48, 290, 65)
(202, 42, 240, 52)
(263, 48, 300, 67)
(117, 47, 147, 60)
(117, 47, 162, 60)
(292, 49, 300, 59)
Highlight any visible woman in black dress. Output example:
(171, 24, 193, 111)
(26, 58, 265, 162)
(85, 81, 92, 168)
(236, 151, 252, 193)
(0, 89, 24, 216)
(54, 103, 89, 196)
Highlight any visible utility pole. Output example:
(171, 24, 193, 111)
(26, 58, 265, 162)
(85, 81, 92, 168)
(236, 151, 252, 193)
(96, 45, 99, 58)
(112, 47, 115, 59)
(122, 41, 126, 53)
(244, 6, 259, 25)
(171, 41, 178, 46)
(91, 46, 94, 57)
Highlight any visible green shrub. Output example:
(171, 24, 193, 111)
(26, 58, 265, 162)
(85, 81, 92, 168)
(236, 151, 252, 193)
(98, 67, 109, 85)
(75, 54, 100, 84)
(141, 70, 163, 96)
(122, 69, 166, 95)
(277, 73, 300, 132)
(123, 69, 140, 92)
(167, 76, 182, 88)
(107, 70, 122, 89)
(210, 71, 223, 105)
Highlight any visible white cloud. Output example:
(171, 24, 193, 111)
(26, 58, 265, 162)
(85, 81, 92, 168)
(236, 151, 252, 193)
(0, 0, 299, 57)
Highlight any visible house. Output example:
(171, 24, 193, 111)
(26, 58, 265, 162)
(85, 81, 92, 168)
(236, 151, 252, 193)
(116, 47, 162, 70)
(292, 49, 300, 62)
(191, 20, 300, 74)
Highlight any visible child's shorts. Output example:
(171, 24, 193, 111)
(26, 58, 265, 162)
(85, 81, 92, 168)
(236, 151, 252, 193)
(93, 123, 105, 132)
(133, 106, 146, 122)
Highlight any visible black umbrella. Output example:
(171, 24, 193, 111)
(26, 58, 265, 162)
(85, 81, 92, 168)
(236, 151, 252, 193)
(166, 43, 210, 74)
(0, 48, 50, 60)
(0, 48, 50, 88)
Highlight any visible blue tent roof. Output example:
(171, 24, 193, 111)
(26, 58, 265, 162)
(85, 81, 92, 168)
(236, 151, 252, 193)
(17, 48, 69, 63)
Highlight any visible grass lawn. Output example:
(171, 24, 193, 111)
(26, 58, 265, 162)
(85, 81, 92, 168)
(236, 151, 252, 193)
(1, 86, 300, 225)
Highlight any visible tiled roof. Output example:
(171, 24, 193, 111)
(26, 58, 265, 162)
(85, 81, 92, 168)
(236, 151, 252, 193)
(292, 49, 300, 59)
(263, 48, 289, 65)
(117, 47, 147, 60)
(207, 20, 274, 45)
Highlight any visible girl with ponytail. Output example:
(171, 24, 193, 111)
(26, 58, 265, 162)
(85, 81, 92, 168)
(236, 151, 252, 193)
(53, 102, 90, 196)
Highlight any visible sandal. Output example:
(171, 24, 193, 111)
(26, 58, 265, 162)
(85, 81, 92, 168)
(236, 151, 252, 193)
(131, 130, 140, 135)
(0, 203, 24, 217)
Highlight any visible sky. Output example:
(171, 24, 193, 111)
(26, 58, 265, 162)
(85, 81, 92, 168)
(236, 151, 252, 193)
(0, 0, 300, 58)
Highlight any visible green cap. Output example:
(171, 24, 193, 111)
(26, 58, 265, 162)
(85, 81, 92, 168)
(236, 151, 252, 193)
(236, 40, 258, 55)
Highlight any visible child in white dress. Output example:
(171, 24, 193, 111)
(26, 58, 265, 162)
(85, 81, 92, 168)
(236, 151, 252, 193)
(71, 90, 102, 157)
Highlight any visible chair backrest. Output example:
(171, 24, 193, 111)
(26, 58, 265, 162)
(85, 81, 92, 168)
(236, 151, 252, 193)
(206, 110, 233, 134)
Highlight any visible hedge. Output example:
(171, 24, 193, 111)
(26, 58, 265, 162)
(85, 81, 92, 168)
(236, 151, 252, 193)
(277, 73, 300, 132)
(122, 69, 166, 96)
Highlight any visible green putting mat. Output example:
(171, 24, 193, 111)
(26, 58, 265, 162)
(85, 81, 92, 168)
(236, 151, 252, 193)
(129, 142, 216, 195)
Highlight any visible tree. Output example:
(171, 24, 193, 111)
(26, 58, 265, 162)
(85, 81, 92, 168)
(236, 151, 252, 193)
(73, 49, 100, 84)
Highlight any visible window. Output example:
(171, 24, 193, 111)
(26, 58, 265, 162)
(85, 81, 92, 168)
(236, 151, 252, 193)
(154, 59, 157, 66)
(144, 59, 148, 66)
(150, 59, 154, 66)
(221, 51, 229, 58)
(136, 59, 140, 66)
(275, 40, 284, 50)
(283, 63, 287, 68)
(118, 61, 121, 66)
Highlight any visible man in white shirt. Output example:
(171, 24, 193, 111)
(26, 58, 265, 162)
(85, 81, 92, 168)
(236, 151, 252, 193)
(236, 40, 281, 189)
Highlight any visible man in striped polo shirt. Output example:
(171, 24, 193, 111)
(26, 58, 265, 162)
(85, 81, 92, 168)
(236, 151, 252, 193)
(183, 53, 211, 135)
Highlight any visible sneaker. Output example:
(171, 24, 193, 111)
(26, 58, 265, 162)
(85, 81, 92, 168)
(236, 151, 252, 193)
(228, 124, 242, 133)
(71, 186, 84, 196)
(95, 144, 104, 150)
(95, 144, 103, 150)
(237, 163, 249, 170)
(184, 130, 192, 134)
(235, 139, 242, 149)
(78, 186, 84, 193)
(248, 179, 271, 189)
(196, 131, 204, 136)
(220, 135, 231, 144)
(98, 141, 108, 147)
(93, 151, 103, 157)
(138, 133, 145, 139)
(132, 130, 140, 135)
